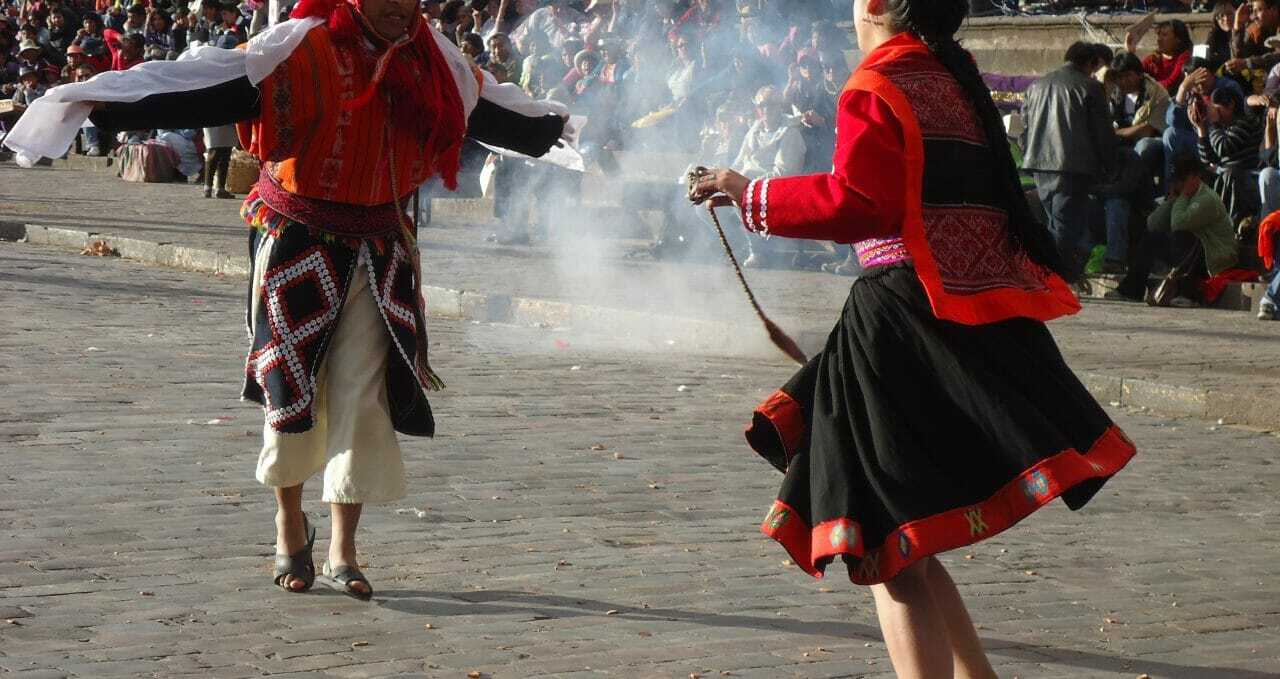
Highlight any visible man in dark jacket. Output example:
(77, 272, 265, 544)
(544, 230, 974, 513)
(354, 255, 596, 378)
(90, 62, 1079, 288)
(1022, 42, 1117, 282)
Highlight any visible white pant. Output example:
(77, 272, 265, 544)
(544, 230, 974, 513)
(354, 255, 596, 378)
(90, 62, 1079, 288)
(252, 237, 406, 504)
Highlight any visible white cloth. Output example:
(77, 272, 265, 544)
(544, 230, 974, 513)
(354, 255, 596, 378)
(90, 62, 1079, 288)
(251, 235, 405, 504)
(5, 15, 576, 172)
(2, 17, 322, 167)
(203, 124, 239, 148)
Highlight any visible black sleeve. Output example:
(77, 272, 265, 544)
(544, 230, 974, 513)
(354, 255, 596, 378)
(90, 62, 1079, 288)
(465, 97, 566, 158)
(89, 75, 262, 131)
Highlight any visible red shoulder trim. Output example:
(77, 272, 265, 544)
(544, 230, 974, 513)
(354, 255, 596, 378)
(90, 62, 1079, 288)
(845, 61, 1080, 326)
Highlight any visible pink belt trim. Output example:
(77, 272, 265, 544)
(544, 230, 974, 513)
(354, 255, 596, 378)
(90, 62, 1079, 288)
(854, 237, 913, 268)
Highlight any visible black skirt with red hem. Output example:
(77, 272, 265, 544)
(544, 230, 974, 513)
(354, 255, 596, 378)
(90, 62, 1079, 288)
(747, 264, 1136, 586)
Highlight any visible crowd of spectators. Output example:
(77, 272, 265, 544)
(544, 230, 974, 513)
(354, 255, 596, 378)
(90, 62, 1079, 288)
(1019, 1, 1280, 318)
(4, 0, 1280, 306)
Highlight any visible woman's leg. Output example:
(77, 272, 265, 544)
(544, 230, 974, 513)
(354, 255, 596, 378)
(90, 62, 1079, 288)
(924, 558, 998, 679)
(274, 484, 308, 591)
(329, 502, 368, 595)
(870, 559, 954, 678)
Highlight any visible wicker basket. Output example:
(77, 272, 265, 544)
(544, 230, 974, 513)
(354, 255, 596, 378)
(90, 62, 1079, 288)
(225, 148, 260, 195)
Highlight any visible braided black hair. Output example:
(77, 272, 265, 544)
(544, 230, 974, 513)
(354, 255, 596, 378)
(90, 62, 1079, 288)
(884, 0, 1060, 270)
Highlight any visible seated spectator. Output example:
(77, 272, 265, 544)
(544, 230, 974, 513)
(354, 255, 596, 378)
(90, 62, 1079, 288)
(46, 4, 78, 60)
(460, 32, 487, 65)
(1090, 146, 1154, 274)
(1206, 1, 1235, 74)
(1127, 19, 1191, 93)
(733, 85, 806, 268)
(1022, 42, 1116, 282)
(75, 15, 113, 74)
(786, 56, 835, 172)
(1225, 0, 1280, 91)
(511, 0, 584, 55)
(74, 62, 105, 156)
(1115, 154, 1239, 304)
(1257, 210, 1280, 318)
(15, 39, 52, 76)
(1193, 85, 1264, 224)
(1165, 57, 1244, 182)
(144, 10, 175, 61)
(215, 1, 246, 47)
(1106, 52, 1171, 195)
(598, 36, 629, 84)
(113, 32, 145, 70)
(10, 65, 47, 112)
(487, 33, 521, 85)
(170, 7, 191, 55)
(0, 51, 17, 98)
(519, 30, 560, 98)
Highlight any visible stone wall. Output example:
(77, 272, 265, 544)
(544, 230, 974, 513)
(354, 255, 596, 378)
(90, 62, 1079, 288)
(956, 13, 1215, 75)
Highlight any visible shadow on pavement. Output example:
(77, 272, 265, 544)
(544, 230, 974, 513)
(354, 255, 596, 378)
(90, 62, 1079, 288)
(376, 589, 1276, 679)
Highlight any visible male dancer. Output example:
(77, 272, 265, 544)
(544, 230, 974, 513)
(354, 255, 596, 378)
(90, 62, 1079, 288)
(5, 0, 568, 598)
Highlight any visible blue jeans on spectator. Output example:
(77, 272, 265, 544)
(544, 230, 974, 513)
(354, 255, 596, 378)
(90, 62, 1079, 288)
(1103, 196, 1130, 263)
(1259, 167, 1280, 219)
(1162, 124, 1197, 181)
(81, 126, 101, 153)
(1035, 171, 1093, 282)
(1134, 136, 1164, 199)
(1266, 239, 1280, 305)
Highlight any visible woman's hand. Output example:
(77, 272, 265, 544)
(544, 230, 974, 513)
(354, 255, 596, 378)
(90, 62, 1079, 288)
(690, 167, 750, 206)
(1236, 2, 1252, 29)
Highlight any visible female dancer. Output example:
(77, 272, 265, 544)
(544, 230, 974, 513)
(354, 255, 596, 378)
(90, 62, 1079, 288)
(692, 0, 1137, 675)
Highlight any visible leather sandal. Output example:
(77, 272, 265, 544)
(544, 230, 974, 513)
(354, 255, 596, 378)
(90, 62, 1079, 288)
(322, 563, 373, 601)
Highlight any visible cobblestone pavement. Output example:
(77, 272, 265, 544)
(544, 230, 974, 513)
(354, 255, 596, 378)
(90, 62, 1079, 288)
(1, 243, 1278, 678)
(3, 163, 1279, 407)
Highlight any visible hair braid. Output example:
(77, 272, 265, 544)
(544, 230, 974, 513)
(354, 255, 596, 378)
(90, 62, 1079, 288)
(883, 1, 1061, 271)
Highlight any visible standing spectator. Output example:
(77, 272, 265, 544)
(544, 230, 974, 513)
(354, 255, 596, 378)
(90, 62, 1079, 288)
(1226, 0, 1280, 83)
(202, 8, 241, 198)
(733, 85, 805, 268)
(1192, 85, 1264, 224)
(1126, 19, 1191, 93)
(1206, 1, 1236, 73)
(1022, 42, 1116, 282)
(1115, 154, 1238, 304)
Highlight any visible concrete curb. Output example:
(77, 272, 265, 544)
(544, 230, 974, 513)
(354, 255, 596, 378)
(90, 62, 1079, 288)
(3, 221, 1275, 431)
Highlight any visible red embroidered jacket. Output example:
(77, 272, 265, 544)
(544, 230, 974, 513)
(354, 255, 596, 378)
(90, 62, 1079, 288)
(739, 33, 1080, 326)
